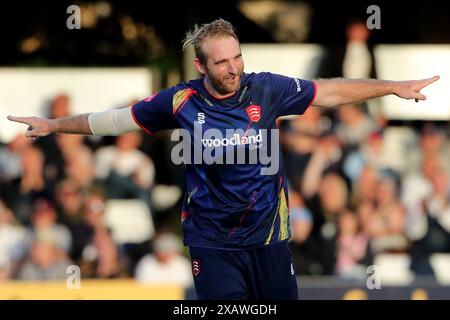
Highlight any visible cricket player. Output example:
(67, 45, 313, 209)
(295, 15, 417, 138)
(8, 19, 439, 299)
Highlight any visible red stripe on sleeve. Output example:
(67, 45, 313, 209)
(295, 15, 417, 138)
(131, 104, 156, 138)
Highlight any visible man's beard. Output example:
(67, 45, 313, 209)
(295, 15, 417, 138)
(205, 69, 242, 95)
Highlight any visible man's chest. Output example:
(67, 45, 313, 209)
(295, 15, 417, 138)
(175, 95, 275, 133)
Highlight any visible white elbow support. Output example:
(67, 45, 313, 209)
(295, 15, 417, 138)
(88, 106, 140, 136)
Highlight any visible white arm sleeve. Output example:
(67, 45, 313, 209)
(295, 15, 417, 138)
(87, 106, 140, 136)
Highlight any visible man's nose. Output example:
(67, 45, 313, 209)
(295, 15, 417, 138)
(228, 62, 238, 75)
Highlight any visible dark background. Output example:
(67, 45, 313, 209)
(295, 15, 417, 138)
(1, 0, 449, 68)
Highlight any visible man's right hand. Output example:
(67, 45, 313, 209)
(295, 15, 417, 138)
(7, 115, 54, 139)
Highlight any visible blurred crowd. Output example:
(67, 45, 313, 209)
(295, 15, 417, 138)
(282, 20, 450, 279)
(281, 104, 450, 278)
(0, 93, 191, 287)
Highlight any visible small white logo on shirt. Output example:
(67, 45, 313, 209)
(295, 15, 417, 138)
(291, 263, 295, 275)
(294, 78, 302, 92)
(197, 112, 205, 124)
(192, 259, 200, 276)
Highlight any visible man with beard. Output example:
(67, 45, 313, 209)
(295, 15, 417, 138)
(8, 19, 439, 299)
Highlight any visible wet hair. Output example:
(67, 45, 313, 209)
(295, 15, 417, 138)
(182, 18, 238, 64)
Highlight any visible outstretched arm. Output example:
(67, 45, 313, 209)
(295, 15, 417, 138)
(7, 113, 92, 137)
(312, 75, 440, 108)
(7, 106, 140, 138)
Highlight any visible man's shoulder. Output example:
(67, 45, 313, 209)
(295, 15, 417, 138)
(183, 78, 202, 91)
(152, 82, 193, 99)
(243, 71, 272, 83)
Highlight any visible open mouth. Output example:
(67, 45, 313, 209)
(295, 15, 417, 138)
(226, 76, 238, 84)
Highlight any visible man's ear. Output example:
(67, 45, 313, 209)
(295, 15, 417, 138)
(194, 58, 206, 75)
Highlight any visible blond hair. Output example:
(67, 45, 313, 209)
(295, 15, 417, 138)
(182, 18, 238, 63)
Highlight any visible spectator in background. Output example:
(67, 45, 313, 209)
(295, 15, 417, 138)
(318, 173, 350, 274)
(343, 130, 393, 183)
(375, 168, 402, 209)
(82, 185, 107, 231)
(35, 94, 72, 189)
(407, 123, 450, 175)
(408, 169, 450, 275)
(80, 227, 127, 278)
(317, 173, 349, 224)
(0, 134, 31, 184)
(16, 229, 73, 280)
(94, 131, 155, 204)
(336, 103, 378, 148)
(55, 179, 88, 260)
(288, 190, 324, 275)
(56, 134, 95, 188)
(289, 190, 313, 245)
(370, 201, 409, 255)
(56, 132, 88, 159)
(401, 125, 449, 219)
(352, 166, 409, 257)
(316, 19, 378, 122)
(0, 146, 50, 225)
(281, 107, 322, 191)
(318, 19, 376, 80)
(301, 130, 346, 199)
(49, 94, 70, 119)
(55, 179, 85, 222)
(135, 232, 192, 288)
(351, 165, 380, 205)
(0, 199, 28, 280)
(402, 153, 442, 228)
(342, 20, 375, 79)
(316, 17, 392, 136)
(300, 173, 349, 275)
(335, 207, 368, 279)
(27, 198, 72, 253)
(79, 185, 131, 278)
(425, 170, 450, 235)
(356, 200, 376, 240)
